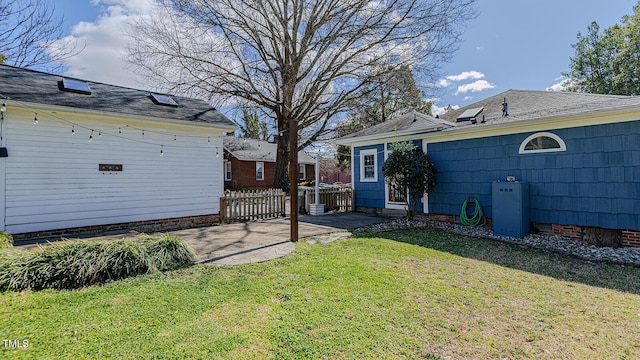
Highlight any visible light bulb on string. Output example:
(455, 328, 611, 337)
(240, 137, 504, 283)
(0, 102, 6, 113)
(174, 135, 177, 141)
(118, 127, 122, 134)
(160, 145, 164, 157)
(33, 113, 38, 125)
(71, 126, 75, 135)
(98, 130, 102, 137)
(88, 129, 94, 143)
(208, 136, 211, 143)
(216, 148, 219, 158)
(142, 129, 145, 136)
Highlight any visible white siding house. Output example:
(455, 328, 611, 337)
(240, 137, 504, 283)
(0, 65, 237, 236)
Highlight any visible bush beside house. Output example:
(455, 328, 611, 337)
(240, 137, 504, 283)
(0, 234, 196, 291)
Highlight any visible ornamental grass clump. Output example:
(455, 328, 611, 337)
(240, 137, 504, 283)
(0, 234, 196, 291)
(0, 232, 13, 249)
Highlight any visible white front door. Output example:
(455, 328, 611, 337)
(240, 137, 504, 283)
(384, 145, 407, 210)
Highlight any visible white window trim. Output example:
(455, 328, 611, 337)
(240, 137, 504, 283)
(299, 164, 306, 181)
(256, 161, 264, 181)
(359, 148, 378, 182)
(519, 132, 567, 154)
(224, 160, 232, 181)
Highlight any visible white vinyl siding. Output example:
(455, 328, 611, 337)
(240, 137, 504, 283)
(3, 113, 223, 234)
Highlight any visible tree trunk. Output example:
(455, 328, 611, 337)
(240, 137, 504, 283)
(273, 121, 290, 192)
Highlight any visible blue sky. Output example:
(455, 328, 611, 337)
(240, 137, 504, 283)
(51, 0, 638, 114)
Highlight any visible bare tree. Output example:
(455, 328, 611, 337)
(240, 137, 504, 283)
(0, 0, 80, 69)
(127, 0, 476, 239)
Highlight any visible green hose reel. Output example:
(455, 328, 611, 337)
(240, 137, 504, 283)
(460, 197, 486, 227)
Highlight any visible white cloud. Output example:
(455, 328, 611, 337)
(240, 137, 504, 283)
(436, 79, 451, 88)
(446, 70, 485, 82)
(547, 76, 574, 92)
(455, 80, 495, 95)
(432, 104, 459, 116)
(433, 70, 488, 91)
(46, 0, 157, 89)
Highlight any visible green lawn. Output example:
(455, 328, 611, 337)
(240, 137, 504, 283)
(1, 229, 639, 359)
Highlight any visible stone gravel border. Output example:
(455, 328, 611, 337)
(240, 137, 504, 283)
(356, 218, 640, 267)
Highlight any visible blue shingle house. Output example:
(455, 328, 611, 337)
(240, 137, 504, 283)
(336, 89, 640, 247)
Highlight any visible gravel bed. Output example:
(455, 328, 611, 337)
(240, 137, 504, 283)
(357, 217, 640, 267)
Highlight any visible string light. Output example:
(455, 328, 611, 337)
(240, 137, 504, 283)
(160, 145, 164, 157)
(0, 94, 222, 151)
(174, 135, 177, 141)
(216, 148, 219, 157)
(33, 113, 38, 124)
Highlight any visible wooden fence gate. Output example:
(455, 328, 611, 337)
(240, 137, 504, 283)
(301, 187, 354, 213)
(219, 188, 286, 223)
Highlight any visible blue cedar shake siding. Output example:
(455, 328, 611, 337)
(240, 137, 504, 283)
(427, 120, 640, 231)
(354, 144, 385, 208)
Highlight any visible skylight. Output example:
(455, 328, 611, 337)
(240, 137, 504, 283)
(456, 107, 484, 122)
(60, 78, 92, 95)
(150, 93, 178, 107)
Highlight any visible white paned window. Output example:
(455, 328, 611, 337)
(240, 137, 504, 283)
(299, 164, 306, 180)
(360, 149, 377, 182)
(519, 132, 566, 154)
(224, 161, 232, 181)
(256, 162, 264, 181)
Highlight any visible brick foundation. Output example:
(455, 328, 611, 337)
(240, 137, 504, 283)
(539, 224, 583, 241)
(424, 213, 493, 228)
(425, 213, 456, 223)
(12, 214, 220, 242)
(622, 230, 640, 248)
(425, 214, 640, 249)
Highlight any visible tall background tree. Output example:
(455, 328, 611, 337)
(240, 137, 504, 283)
(335, 65, 432, 170)
(127, 0, 476, 191)
(239, 109, 270, 141)
(565, 1, 640, 95)
(0, 0, 80, 69)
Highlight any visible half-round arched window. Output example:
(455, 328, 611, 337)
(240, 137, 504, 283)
(518, 132, 566, 154)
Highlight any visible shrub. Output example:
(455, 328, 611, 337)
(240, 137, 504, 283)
(0, 232, 13, 249)
(382, 141, 437, 220)
(0, 234, 196, 291)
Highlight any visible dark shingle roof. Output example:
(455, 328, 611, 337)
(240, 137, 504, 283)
(224, 137, 316, 164)
(0, 64, 236, 129)
(439, 89, 640, 127)
(338, 109, 451, 140)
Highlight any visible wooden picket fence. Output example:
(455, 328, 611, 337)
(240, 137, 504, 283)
(301, 186, 354, 213)
(219, 188, 286, 223)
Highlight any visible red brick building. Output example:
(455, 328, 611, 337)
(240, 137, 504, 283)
(223, 137, 315, 190)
